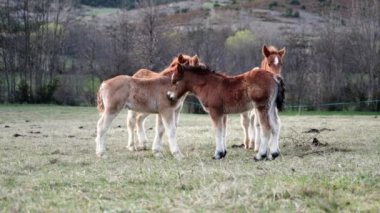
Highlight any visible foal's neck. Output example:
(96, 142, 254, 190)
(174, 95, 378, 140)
(160, 66, 176, 76)
(261, 59, 282, 76)
(185, 72, 218, 95)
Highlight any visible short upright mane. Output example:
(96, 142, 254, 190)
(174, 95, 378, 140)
(160, 57, 182, 75)
(182, 65, 226, 77)
(169, 57, 180, 67)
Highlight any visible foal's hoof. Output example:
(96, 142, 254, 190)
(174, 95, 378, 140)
(212, 150, 227, 160)
(173, 151, 185, 160)
(253, 153, 267, 161)
(166, 91, 177, 102)
(136, 145, 148, 151)
(153, 150, 164, 159)
(267, 151, 281, 160)
(244, 142, 255, 149)
(96, 149, 106, 158)
(96, 153, 108, 159)
(271, 152, 280, 160)
(126, 145, 135, 152)
(248, 143, 255, 150)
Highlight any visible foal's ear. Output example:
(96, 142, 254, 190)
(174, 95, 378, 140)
(177, 63, 186, 74)
(177, 54, 185, 64)
(278, 47, 286, 58)
(192, 55, 199, 65)
(262, 45, 271, 58)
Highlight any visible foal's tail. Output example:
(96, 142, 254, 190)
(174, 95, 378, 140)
(96, 85, 104, 113)
(275, 76, 285, 111)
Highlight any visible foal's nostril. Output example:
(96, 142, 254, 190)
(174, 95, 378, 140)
(166, 91, 172, 99)
(166, 91, 176, 101)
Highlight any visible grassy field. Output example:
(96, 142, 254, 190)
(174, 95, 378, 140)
(0, 105, 379, 212)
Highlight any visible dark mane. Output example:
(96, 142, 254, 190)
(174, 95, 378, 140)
(182, 64, 227, 77)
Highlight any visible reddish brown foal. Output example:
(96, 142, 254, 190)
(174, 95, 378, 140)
(241, 45, 286, 150)
(167, 64, 285, 160)
(126, 55, 202, 155)
(96, 55, 197, 159)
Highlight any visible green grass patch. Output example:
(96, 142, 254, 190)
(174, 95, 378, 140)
(0, 105, 380, 211)
(202, 2, 214, 10)
(281, 110, 380, 116)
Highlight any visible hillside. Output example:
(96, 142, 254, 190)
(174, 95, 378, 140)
(1, 0, 378, 108)
(74, 0, 353, 41)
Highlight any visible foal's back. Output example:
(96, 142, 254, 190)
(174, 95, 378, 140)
(196, 69, 277, 113)
(100, 75, 175, 114)
(133, 69, 160, 78)
(133, 67, 175, 79)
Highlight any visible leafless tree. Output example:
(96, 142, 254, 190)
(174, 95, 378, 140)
(108, 11, 137, 75)
(348, 0, 380, 104)
(134, 0, 162, 69)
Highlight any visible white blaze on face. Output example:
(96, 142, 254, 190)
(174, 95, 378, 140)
(171, 73, 175, 82)
(274, 56, 279, 66)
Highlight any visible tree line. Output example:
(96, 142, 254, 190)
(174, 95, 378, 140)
(78, 0, 182, 8)
(0, 0, 379, 111)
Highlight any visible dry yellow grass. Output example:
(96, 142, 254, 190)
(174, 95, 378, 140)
(0, 105, 379, 212)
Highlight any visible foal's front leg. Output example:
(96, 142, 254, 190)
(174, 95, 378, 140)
(152, 114, 165, 158)
(96, 112, 116, 158)
(240, 112, 250, 148)
(126, 111, 136, 151)
(222, 115, 228, 151)
(174, 102, 184, 126)
(161, 110, 184, 160)
(210, 111, 227, 160)
(136, 113, 149, 151)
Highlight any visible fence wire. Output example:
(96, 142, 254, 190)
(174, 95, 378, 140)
(182, 99, 380, 112)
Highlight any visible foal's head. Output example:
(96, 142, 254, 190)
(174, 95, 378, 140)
(261, 45, 286, 75)
(167, 63, 211, 101)
(161, 54, 203, 76)
(171, 63, 211, 83)
(168, 54, 204, 69)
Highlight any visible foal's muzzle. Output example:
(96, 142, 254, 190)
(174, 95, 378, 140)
(166, 91, 177, 102)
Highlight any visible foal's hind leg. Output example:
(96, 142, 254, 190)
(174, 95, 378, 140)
(96, 112, 117, 158)
(136, 113, 149, 151)
(254, 107, 271, 161)
(161, 110, 184, 160)
(254, 109, 261, 152)
(268, 108, 281, 160)
(174, 102, 184, 126)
